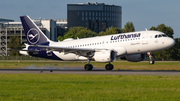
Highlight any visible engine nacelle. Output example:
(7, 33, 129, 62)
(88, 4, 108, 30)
(125, 54, 146, 62)
(93, 50, 116, 62)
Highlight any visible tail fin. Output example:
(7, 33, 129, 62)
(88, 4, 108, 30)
(20, 15, 51, 45)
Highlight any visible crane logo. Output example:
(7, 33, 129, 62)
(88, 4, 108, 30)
(27, 28, 40, 44)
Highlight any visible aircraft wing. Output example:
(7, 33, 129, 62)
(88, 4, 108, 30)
(35, 45, 94, 52)
(29, 45, 106, 57)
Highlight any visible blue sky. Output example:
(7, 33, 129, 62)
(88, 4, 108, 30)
(0, 0, 180, 38)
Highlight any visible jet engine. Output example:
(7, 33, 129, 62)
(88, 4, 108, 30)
(93, 50, 116, 62)
(125, 54, 146, 62)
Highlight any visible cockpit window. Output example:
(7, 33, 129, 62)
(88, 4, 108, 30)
(162, 34, 167, 37)
(155, 35, 158, 38)
(155, 34, 167, 38)
(158, 34, 162, 38)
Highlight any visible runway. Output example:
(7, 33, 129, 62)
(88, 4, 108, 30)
(0, 69, 180, 75)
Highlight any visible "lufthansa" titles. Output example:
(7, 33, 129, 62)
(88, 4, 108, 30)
(111, 33, 141, 40)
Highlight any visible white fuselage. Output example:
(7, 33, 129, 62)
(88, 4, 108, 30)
(41, 30, 174, 61)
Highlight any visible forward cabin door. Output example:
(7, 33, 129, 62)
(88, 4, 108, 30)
(142, 32, 148, 45)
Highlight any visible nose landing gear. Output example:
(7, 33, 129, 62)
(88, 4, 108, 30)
(147, 52, 155, 64)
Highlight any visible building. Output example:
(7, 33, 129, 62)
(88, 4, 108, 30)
(33, 19, 67, 40)
(0, 18, 14, 23)
(67, 2, 122, 32)
(0, 18, 14, 28)
(0, 18, 67, 56)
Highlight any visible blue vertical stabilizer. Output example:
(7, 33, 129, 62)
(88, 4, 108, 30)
(20, 16, 51, 45)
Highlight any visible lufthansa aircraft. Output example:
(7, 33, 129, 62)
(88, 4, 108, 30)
(19, 15, 175, 70)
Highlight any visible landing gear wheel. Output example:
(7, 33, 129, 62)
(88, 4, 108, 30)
(147, 52, 155, 65)
(149, 60, 155, 64)
(105, 64, 114, 70)
(84, 64, 93, 71)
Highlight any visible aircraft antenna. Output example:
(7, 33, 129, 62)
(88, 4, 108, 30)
(145, 28, 148, 31)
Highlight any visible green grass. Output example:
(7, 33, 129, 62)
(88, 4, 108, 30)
(0, 60, 180, 70)
(0, 74, 180, 101)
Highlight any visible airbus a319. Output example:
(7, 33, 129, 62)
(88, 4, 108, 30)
(19, 16, 175, 70)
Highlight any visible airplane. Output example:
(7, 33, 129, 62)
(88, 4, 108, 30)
(19, 15, 175, 70)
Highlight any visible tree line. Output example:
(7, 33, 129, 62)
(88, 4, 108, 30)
(57, 22, 135, 41)
(8, 22, 180, 61)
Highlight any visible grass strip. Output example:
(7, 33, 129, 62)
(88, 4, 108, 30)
(0, 74, 180, 101)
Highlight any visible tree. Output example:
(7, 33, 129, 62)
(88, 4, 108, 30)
(156, 24, 174, 38)
(121, 22, 135, 33)
(98, 26, 121, 36)
(57, 27, 97, 41)
(75, 29, 97, 38)
(8, 33, 22, 56)
(149, 26, 157, 30)
(57, 36, 64, 42)
(150, 24, 178, 60)
(171, 38, 180, 60)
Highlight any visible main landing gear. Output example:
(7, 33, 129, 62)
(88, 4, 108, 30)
(84, 64, 93, 71)
(84, 59, 93, 71)
(105, 63, 114, 70)
(147, 52, 155, 64)
(84, 59, 114, 71)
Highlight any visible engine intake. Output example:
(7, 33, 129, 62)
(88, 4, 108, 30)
(93, 50, 116, 62)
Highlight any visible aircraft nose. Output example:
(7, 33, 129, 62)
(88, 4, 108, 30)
(167, 38, 175, 48)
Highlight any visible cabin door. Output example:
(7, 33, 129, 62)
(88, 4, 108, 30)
(142, 32, 148, 44)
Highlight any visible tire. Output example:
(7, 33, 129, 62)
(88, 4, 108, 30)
(84, 64, 93, 71)
(105, 64, 114, 70)
(149, 61, 155, 64)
